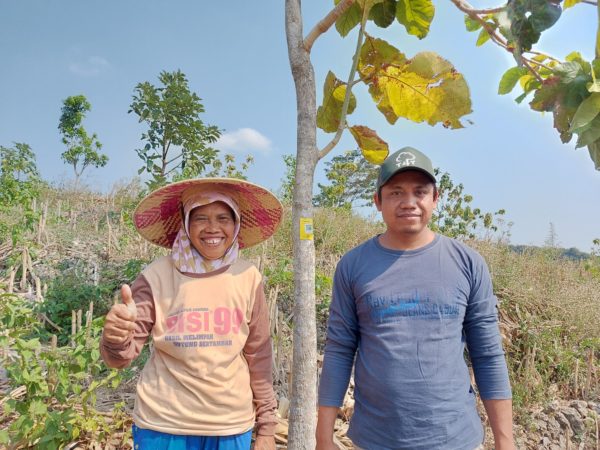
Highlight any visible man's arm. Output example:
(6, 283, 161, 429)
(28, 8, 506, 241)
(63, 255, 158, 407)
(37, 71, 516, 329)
(316, 406, 341, 450)
(317, 259, 358, 449)
(482, 399, 515, 450)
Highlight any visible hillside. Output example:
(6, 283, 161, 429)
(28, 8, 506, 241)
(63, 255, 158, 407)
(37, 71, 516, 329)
(1, 184, 599, 449)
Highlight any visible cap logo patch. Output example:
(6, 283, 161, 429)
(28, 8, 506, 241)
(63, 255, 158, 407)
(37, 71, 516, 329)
(395, 152, 416, 168)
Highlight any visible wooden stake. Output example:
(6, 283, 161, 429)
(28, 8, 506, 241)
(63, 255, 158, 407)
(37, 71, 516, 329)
(8, 266, 15, 293)
(585, 347, 594, 399)
(71, 310, 76, 347)
(77, 309, 82, 333)
(20, 247, 28, 291)
(574, 358, 579, 398)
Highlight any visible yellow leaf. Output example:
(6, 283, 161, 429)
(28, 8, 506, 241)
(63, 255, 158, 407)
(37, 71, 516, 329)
(358, 35, 406, 80)
(317, 71, 357, 133)
(349, 125, 389, 164)
(370, 51, 471, 128)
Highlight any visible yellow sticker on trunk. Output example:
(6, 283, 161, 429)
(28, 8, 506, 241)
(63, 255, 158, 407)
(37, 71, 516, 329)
(299, 217, 314, 240)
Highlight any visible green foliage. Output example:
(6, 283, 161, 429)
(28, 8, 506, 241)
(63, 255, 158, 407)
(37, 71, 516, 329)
(584, 238, 600, 278)
(431, 168, 507, 240)
(36, 273, 114, 345)
(278, 154, 297, 205)
(0, 142, 41, 244)
(58, 95, 108, 183)
(205, 153, 255, 180)
(335, 0, 435, 39)
(505, 0, 562, 54)
(314, 149, 378, 209)
(129, 70, 221, 188)
(1, 294, 125, 448)
(395, 0, 435, 39)
(459, 0, 600, 170)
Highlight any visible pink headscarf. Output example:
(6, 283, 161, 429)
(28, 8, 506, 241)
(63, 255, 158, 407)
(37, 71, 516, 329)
(171, 192, 241, 274)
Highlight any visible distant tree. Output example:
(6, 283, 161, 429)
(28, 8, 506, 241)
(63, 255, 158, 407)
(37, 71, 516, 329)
(204, 153, 254, 180)
(431, 168, 507, 240)
(129, 70, 221, 188)
(314, 149, 377, 209)
(58, 95, 107, 186)
(544, 222, 560, 248)
(0, 142, 40, 244)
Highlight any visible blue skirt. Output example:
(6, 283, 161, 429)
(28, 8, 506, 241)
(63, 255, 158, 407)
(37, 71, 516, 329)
(132, 425, 253, 450)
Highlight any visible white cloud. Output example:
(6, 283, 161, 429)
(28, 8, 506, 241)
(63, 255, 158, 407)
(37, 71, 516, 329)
(215, 128, 272, 155)
(68, 56, 110, 76)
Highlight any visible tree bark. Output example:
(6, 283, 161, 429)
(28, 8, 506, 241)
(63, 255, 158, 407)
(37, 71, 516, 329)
(285, 1, 320, 448)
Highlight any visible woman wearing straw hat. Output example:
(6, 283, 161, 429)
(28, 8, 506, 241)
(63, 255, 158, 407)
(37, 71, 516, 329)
(100, 178, 283, 450)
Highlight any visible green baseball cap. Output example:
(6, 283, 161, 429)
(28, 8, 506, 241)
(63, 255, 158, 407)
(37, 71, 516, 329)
(376, 146, 436, 192)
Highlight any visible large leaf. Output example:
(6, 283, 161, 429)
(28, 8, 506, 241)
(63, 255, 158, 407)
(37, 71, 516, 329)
(366, 51, 471, 128)
(316, 71, 357, 133)
(575, 115, 600, 148)
(570, 92, 600, 132)
(587, 140, 600, 170)
(529, 0, 561, 33)
(335, 0, 362, 37)
(349, 125, 389, 163)
(396, 0, 435, 39)
(498, 67, 529, 95)
(369, 0, 397, 28)
(358, 35, 406, 80)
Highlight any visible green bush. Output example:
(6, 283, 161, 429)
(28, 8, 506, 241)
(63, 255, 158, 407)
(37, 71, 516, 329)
(36, 274, 113, 345)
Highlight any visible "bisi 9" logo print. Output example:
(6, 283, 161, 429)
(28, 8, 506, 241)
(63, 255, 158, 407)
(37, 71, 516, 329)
(166, 308, 244, 335)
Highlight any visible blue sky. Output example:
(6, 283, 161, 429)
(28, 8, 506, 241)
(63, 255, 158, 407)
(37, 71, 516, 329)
(1, 1, 598, 251)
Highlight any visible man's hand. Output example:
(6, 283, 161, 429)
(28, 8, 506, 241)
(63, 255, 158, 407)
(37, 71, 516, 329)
(253, 434, 276, 450)
(102, 284, 137, 345)
(316, 406, 342, 450)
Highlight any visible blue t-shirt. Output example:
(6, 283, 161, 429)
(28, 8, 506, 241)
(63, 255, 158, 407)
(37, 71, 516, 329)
(318, 234, 512, 450)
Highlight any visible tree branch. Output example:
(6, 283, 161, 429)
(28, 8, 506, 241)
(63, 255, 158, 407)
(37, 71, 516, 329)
(318, 4, 367, 160)
(304, 0, 356, 53)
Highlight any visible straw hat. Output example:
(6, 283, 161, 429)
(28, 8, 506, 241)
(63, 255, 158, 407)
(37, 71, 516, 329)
(133, 178, 283, 249)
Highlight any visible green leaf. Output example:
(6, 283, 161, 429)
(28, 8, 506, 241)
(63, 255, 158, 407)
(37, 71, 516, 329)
(529, 1, 561, 33)
(335, 1, 362, 37)
(475, 29, 491, 47)
(29, 399, 48, 416)
(464, 16, 481, 32)
(349, 125, 389, 164)
(587, 140, 600, 170)
(576, 115, 600, 148)
(396, 0, 435, 39)
(514, 92, 529, 104)
(316, 71, 357, 133)
(587, 81, 600, 93)
(570, 93, 600, 132)
(563, 0, 583, 9)
(498, 67, 529, 95)
(369, 0, 397, 28)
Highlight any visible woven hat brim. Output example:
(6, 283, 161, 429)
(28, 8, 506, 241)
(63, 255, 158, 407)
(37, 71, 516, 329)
(133, 178, 283, 249)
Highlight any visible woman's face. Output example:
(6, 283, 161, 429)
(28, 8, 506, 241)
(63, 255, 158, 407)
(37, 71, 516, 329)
(187, 201, 236, 260)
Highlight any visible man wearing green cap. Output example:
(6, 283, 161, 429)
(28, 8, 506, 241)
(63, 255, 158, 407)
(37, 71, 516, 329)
(316, 147, 514, 450)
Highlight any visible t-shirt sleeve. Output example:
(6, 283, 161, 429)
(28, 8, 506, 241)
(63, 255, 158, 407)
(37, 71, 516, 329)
(463, 255, 512, 400)
(318, 256, 359, 407)
(243, 282, 277, 436)
(100, 274, 155, 369)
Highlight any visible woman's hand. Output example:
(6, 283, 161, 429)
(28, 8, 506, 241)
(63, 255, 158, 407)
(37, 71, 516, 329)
(253, 435, 276, 450)
(102, 285, 137, 345)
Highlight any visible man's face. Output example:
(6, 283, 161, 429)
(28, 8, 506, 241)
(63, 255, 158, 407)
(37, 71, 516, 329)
(374, 170, 438, 238)
(188, 201, 236, 260)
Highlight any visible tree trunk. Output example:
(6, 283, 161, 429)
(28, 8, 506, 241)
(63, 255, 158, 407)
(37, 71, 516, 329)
(285, 1, 319, 448)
